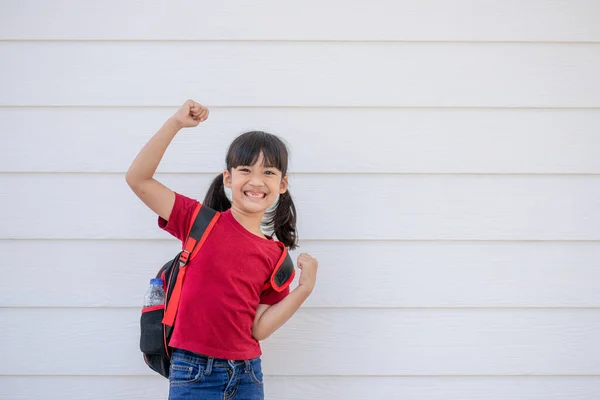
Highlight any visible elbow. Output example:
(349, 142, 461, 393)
(125, 169, 137, 188)
(251, 327, 265, 341)
(251, 325, 271, 341)
(125, 170, 135, 187)
(125, 169, 145, 190)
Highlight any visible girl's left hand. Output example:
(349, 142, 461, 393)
(297, 253, 318, 293)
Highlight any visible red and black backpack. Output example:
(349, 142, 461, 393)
(139, 203, 296, 378)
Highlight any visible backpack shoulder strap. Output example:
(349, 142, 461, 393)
(180, 203, 220, 265)
(262, 242, 295, 293)
(163, 203, 220, 327)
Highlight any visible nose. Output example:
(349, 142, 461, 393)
(248, 171, 265, 187)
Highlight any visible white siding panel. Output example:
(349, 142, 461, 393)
(2, 108, 600, 174)
(3, 42, 600, 107)
(3, 240, 600, 308)
(2, 174, 599, 240)
(3, 0, 599, 42)
(3, 308, 599, 375)
(3, 376, 600, 400)
(3, 1, 599, 397)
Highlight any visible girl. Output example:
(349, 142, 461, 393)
(126, 99, 319, 400)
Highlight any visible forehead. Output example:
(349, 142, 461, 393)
(240, 152, 276, 168)
(252, 152, 265, 165)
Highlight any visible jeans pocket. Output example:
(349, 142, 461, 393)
(169, 357, 203, 387)
(249, 358, 264, 387)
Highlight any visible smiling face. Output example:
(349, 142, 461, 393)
(223, 151, 289, 215)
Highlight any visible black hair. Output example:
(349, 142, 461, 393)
(203, 131, 299, 250)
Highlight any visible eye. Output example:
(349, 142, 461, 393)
(239, 168, 250, 172)
(265, 171, 276, 176)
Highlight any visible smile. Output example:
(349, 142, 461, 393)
(244, 191, 266, 199)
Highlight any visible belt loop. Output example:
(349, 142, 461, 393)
(205, 357, 214, 376)
(244, 359, 251, 373)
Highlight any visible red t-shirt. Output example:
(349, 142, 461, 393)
(158, 192, 289, 360)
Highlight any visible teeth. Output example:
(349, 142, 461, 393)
(245, 192, 264, 198)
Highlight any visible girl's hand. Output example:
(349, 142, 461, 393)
(172, 99, 209, 128)
(297, 253, 318, 294)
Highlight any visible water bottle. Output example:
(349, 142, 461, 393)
(143, 278, 165, 307)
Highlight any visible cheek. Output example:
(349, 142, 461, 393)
(229, 179, 243, 191)
(230, 185, 243, 198)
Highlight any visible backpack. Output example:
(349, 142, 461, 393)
(139, 202, 296, 378)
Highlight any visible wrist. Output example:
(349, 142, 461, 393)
(166, 116, 184, 131)
(295, 283, 314, 296)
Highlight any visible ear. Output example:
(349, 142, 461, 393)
(279, 175, 289, 194)
(223, 169, 232, 189)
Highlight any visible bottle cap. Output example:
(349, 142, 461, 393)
(150, 278, 163, 286)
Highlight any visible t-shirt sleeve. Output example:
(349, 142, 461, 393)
(157, 192, 200, 242)
(259, 285, 290, 305)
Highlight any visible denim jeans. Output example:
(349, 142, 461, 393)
(168, 348, 264, 400)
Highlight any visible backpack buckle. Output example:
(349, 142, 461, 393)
(179, 250, 191, 266)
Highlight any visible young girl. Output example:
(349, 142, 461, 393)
(126, 99, 318, 400)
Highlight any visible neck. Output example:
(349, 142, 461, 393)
(229, 205, 267, 238)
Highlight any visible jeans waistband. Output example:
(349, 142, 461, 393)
(172, 348, 257, 367)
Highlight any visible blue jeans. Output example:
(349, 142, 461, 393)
(168, 348, 264, 400)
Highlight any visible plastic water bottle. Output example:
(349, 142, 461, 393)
(144, 278, 165, 307)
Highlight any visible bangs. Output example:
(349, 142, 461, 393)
(226, 131, 288, 174)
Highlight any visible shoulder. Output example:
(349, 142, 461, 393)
(157, 192, 202, 240)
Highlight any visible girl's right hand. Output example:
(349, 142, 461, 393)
(172, 99, 209, 128)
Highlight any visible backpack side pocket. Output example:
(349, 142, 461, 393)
(140, 305, 168, 357)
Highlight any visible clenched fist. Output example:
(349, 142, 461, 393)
(297, 253, 318, 294)
(171, 99, 209, 128)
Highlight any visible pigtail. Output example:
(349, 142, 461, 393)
(265, 190, 298, 250)
(203, 173, 232, 212)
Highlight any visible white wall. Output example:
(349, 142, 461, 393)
(2, 1, 600, 399)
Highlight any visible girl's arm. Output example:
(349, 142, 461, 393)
(252, 253, 318, 340)
(126, 100, 208, 221)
